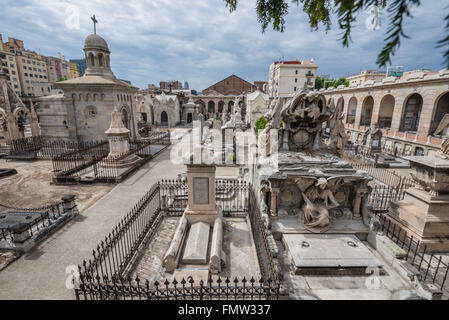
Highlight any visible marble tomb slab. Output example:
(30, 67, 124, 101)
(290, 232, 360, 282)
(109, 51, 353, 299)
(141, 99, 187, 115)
(182, 221, 210, 264)
(283, 234, 382, 275)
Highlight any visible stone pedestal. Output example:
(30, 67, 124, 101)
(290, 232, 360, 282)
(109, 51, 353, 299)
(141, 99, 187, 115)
(388, 156, 449, 252)
(102, 107, 141, 168)
(184, 163, 219, 224)
(389, 188, 449, 252)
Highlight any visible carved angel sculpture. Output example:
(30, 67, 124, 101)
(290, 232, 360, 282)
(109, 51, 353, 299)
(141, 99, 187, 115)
(327, 99, 349, 156)
(295, 176, 344, 233)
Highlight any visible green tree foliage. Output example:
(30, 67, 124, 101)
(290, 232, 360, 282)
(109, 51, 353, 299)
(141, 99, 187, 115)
(223, 0, 449, 68)
(254, 116, 268, 134)
(315, 76, 349, 90)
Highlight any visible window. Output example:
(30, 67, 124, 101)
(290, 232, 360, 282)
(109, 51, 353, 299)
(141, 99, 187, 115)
(11, 71, 15, 75)
(10, 64, 14, 68)
(8, 57, 13, 61)
(44, 76, 47, 79)
(26, 80, 29, 83)
(295, 70, 298, 74)
(295, 78, 297, 83)
(14, 85, 18, 88)
(39, 75, 42, 78)
(22, 59, 25, 63)
(33, 68, 37, 71)
(38, 69, 41, 72)
(24, 73, 28, 76)
(37, 62, 40, 66)
(294, 87, 297, 91)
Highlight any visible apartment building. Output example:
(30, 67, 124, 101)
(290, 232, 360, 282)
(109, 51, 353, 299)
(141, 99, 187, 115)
(346, 70, 386, 86)
(268, 59, 318, 97)
(0, 51, 22, 94)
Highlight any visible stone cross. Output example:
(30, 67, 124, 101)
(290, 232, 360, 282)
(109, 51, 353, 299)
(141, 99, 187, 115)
(91, 15, 98, 34)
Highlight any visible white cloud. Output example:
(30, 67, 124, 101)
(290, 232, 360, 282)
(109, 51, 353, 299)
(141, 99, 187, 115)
(1, 0, 448, 89)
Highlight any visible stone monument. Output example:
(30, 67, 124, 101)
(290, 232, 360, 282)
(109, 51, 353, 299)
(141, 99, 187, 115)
(102, 106, 141, 167)
(163, 151, 225, 276)
(387, 142, 449, 251)
(362, 124, 383, 156)
(251, 88, 378, 275)
(254, 89, 372, 234)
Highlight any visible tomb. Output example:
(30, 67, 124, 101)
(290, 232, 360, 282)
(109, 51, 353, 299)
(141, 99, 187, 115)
(283, 234, 382, 275)
(251, 88, 376, 274)
(163, 156, 225, 276)
(387, 145, 449, 252)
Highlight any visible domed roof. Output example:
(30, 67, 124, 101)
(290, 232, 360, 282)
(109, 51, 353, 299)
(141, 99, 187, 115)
(84, 34, 109, 51)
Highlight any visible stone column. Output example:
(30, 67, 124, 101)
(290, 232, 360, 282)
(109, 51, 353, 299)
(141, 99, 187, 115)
(30, 101, 41, 137)
(270, 188, 280, 218)
(353, 188, 368, 220)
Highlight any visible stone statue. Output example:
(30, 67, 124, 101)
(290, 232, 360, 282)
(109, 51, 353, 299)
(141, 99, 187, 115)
(327, 99, 349, 156)
(437, 138, 449, 160)
(257, 98, 283, 156)
(280, 89, 330, 151)
(295, 176, 344, 233)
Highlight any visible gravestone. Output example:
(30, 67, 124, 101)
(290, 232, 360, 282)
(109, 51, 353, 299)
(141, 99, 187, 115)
(182, 221, 210, 264)
(184, 163, 219, 224)
(283, 234, 382, 275)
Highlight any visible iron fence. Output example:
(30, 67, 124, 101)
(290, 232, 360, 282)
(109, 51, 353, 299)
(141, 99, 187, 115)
(248, 186, 280, 285)
(75, 181, 280, 300)
(342, 151, 415, 188)
(160, 179, 248, 214)
(368, 185, 407, 211)
(374, 212, 449, 293)
(8, 136, 107, 159)
(52, 138, 167, 183)
(0, 197, 77, 245)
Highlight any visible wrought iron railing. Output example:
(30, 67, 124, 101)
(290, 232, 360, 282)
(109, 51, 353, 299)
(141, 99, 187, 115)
(0, 196, 78, 245)
(160, 179, 248, 214)
(368, 185, 407, 211)
(374, 212, 449, 294)
(8, 136, 107, 159)
(52, 134, 170, 183)
(342, 151, 415, 188)
(74, 181, 280, 300)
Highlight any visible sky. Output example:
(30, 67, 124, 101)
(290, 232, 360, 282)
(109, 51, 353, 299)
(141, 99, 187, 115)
(1, 0, 448, 91)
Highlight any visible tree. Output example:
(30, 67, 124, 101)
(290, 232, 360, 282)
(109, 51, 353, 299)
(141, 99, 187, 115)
(254, 115, 268, 134)
(315, 76, 349, 90)
(223, 0, 449, 68)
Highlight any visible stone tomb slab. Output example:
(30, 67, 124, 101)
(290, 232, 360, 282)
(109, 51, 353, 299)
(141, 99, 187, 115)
(283, 234, 382, 275)
(182, 222, 210, 264)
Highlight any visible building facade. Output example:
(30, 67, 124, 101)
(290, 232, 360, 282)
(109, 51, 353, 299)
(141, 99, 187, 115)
(70, 59, 87, 77)
(160, 80, 182, 90)
(346, 70, 386, 86)
(69, 62, 79, 79)
(45, 54, 71, 83)
(0, 51, 21, 95)
(37, 34, 139, 141)
(202, 75, 256, 95)
(322, 68, 449, 156)
(268, 59, 317, 97)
